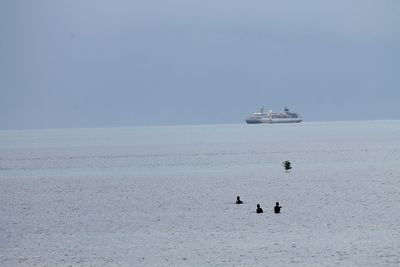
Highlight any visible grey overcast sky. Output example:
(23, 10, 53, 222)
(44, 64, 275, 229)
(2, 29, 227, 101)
(1, 0, 399, 129)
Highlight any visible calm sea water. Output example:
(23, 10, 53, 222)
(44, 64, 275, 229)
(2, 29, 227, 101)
(1, 120, 399, 177)
(1, 121, 400, 266)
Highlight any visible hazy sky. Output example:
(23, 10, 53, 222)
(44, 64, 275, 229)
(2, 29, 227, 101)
(1, 0, 399, 129)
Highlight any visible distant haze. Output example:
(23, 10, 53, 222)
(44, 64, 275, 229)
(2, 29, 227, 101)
(1, 0, 399, 129)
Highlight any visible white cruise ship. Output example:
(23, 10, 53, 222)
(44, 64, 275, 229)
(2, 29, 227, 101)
(245, 107, 302, 124)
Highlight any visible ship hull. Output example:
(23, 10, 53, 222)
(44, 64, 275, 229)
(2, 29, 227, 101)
(245, 118, 303, 124)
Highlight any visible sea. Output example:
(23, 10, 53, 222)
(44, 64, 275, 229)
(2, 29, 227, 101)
(1, 121, 400, 266)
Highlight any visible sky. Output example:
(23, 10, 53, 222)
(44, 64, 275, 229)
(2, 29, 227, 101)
(1, 0, 399, 129)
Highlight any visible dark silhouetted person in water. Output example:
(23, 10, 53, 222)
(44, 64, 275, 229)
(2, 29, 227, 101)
(274, 202, 281, 213)
(256, 204, 263, 213)
(236, 196, 243, 204)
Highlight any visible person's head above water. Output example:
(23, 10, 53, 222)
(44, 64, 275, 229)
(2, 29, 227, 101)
(276, 202, 279, 206)
(237, 196, 240, 200)
(257, 204, 260, 208)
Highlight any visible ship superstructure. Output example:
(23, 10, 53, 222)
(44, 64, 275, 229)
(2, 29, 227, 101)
(245, 107, 302, 124)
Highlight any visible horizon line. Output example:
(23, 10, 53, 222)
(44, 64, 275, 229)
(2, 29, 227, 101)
(1, 118, 400, 132)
